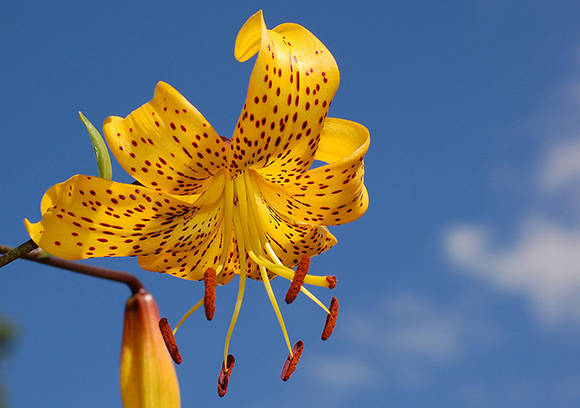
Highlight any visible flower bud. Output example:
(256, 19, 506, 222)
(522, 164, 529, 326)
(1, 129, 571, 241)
(120, 289, 180, 408)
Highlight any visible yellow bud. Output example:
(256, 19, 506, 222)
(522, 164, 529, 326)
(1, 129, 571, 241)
(120, 290, 180, 408)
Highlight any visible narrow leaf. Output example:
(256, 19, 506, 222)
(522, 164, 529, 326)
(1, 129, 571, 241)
(79, 111, 112, 180)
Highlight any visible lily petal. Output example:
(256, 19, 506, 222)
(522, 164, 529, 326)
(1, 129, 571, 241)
(104, 81, 229, 196)
(249, 176, 338, 269)
(253, 118, 369, 225)
(24, 172, 226, 270)
(231, 10, 339, 178)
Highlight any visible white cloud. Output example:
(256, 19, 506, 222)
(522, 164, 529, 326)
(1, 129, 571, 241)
(302, 293, 500, 405)
(444, 63, 580, 325)
(539, 137, 580, 193)
(306, 355, 377, 390)
(332, 293, 497, 390)
(444, 219, 580, 324)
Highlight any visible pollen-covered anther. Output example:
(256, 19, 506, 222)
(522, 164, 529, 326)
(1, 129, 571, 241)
(321, 297, 339, 341)
(285, 254, 310, 304)
(204, 267, 217, 320)
(281, 340, 304, 381)
(326, 275, 337, 289)
(158, 317, 182, 364)
(217, 354, 235, 397)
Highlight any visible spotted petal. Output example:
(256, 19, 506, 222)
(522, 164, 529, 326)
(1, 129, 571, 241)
(253, 118, 369, 226)
(230, 11, 339, 178)
(104, 81, 230, 196)
(247, 176, 338, 267)
(24, 171, 226, 270)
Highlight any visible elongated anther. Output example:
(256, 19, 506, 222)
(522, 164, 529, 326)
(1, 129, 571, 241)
(326, 275, 337, 289)
(321, 297, 339, 341)
(159, 318, 182, 364)
(218, 354, 235, 397)
(281, 340, 304, 381)
(285, 254, 310, 304)
(204, 267, 217, 320)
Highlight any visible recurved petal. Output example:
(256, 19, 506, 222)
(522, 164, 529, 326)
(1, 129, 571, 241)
(254, 118, 369, 226)
(104, 81, 230, 196)
(230, 11, 339, 177)
(24, 172, 226, 264)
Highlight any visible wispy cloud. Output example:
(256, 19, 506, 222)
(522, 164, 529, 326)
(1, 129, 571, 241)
(444, 219, 580, 324)
(305, 292, 498, 394)
(347, 293, 496, 364)
(443, 57, 580, 326)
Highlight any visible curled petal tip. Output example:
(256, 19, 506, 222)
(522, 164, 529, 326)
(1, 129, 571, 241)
(218, 354, 235, 397)
(281, 341, 304, 381)
(204, 268, 217, 320)
(159, 318, 182, 364)
(285, 254, 310, 304)
(234, 10, 265, 62)
(321, 297, 339, 341)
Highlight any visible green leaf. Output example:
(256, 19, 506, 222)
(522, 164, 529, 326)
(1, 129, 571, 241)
(79, 111, 112, 180)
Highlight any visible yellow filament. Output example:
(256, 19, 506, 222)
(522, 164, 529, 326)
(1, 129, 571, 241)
(173, 297, 204, 335)
(299, 286, 331, 314)
(253, 247, 333, 288)
(242, 173, 293, 355)
(223, 180, 248, 368)
(244, 172, 333, 313)
(216, 175, 235, 284)
(259, 264, 293, 355)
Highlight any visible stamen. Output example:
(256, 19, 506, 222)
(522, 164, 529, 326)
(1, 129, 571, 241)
(172, 297, 204, 334)
(249, 248, 332, 288)
(321, 296, 339, 340)
(159, 318, 182, 364)
(217, 354, 235, 397)
(281, 340, 304, 381)
(326, 275, 337, 289)
(299, 286, 330, 314)
(204, 267, 217, 320)
(285, 254, 310, 304)
(259, 264, 293, 354)
(241, 174, 292, 355)
(223, 191, 248, 367)
(216, 178, 235, 285)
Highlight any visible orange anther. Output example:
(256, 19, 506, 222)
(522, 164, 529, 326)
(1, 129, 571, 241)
(281, 340, 304, 381)
(204, 268, 216, 320)
(158, 318, 182, 364)
(321, 297, 339, 341)
(285, 254, 310, 304)
(217, 354, 235, 397)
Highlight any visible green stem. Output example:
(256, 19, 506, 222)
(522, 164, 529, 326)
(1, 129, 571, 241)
(0, 240, 38, 268)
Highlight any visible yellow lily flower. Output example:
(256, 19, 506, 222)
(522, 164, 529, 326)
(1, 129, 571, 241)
(25, 10, 369, 392)
(121, 290, 180, 408)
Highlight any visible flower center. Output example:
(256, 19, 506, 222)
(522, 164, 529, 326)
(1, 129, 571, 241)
(170, 168, 339, 386)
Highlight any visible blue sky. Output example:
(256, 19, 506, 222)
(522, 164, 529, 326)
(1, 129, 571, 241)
(3, 1, 580, 407)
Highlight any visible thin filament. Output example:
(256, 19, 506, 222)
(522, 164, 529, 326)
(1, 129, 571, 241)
(223, 187, 248, 368)
(173, 297, 204, 334)
(259, 264, 293, 355)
